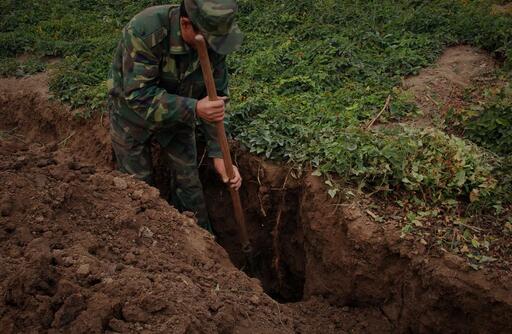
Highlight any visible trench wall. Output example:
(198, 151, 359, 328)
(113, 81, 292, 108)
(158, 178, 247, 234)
(204, 151, 512, 333)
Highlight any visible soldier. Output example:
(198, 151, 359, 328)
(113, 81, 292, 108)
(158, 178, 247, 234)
(107, 0, 243, 233)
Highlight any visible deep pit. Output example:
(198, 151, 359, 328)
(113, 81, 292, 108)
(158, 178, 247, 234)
(153, 145, 307, 303)
(200, 152, 306, 303)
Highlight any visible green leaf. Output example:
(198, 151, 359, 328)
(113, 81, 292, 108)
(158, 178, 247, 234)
(327, 188, 338, 198)
(401, 224, 414, 234)
(471, 238, 480, 249)
(469, 263, 480, 271)
(479, 256, 497, 263)
(454, 170, 466, 187)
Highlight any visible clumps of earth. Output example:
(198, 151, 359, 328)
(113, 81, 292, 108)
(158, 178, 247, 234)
(0, 47, 511, 334)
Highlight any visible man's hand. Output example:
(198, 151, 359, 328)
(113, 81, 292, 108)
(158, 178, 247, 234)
(213, 158, 242, 191)
(196, 96, 228, 123)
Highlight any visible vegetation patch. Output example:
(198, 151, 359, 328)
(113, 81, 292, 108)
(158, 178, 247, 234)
(464, 85, 512, 156)
(1, 0, 511, 264)
(0, 57, 45, 77)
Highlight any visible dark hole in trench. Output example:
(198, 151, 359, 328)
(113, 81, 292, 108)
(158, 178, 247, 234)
(152, 143, 306, 303)
(200, 163, 306, 303)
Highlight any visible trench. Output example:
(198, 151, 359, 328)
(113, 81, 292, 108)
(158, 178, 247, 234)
(111, 139, 512, 332)
(2, 86, 511, 333)
(154, 146, 307, 303)
(200, 157, 305, 303)
(169, 148, 512, 334)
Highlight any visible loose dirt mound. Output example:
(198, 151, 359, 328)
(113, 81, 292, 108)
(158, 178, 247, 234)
(0, 136, 285, 333)
(492, 2, 512, 15)
(0, 73, 111, 167)
(403, 45, 497, 127)
(0, 73, 50, 97)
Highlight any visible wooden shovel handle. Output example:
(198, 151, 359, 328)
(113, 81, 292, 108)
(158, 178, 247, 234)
(194, 35, 235, 179)
(195, 35, 251, 252)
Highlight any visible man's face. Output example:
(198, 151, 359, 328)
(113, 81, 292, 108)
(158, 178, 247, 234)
(180, 17, 199, 49)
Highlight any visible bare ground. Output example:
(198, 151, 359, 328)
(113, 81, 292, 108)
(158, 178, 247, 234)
(402, 45, 498, 128)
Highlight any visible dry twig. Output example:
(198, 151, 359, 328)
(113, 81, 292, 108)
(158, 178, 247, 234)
(366, 95, 392, 129)
(58, 131, 76, 146)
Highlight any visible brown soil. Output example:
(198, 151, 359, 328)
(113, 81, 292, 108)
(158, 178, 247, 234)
(492, 2, 512, 16)
(402, 45, 498, 128)
(1, 49, 511, 334)
(0, 73, 111, 167)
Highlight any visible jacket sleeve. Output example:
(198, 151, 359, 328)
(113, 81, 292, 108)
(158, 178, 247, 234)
(200, 56, 229, 159)
(122, 27, 197, 125)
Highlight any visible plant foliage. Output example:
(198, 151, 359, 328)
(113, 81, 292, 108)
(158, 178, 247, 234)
(1, 0, 511, 206)
(465, 85, 512, 156)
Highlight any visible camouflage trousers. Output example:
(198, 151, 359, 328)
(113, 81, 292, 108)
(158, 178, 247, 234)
(109, 112, 212, 232)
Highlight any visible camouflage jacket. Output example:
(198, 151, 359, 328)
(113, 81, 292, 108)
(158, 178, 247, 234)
(107, 4, 228, 157)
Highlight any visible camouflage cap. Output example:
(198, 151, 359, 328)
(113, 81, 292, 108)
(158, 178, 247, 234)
(184, 0, 243, 54)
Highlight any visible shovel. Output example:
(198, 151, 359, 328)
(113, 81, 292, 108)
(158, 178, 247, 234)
(195, 34, 255, 273)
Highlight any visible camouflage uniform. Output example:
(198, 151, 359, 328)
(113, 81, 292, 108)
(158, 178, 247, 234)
(107, 0, 242, 231)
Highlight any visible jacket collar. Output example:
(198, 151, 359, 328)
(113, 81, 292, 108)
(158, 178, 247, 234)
(169, 7, 190, 55)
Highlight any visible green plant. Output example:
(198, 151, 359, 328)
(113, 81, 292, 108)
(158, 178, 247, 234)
(465, 85, 512, 155)
(1, 0, 511, 207)
(0, 57, 46, 77)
